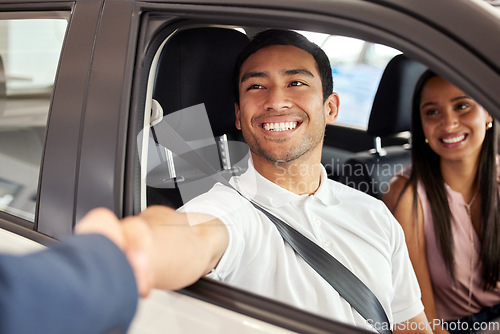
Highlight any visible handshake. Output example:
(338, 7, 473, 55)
(1, 205, 224, 333)
(74, 205, 221, 296)
(75, 208, 157, 298)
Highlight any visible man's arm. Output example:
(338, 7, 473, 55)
(138, 205, 229, 290)
(393, 311, 432, 334)
(76, 205, 229, 294)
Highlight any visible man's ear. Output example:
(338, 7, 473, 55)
(235, 103, 242, 130)
(324, 93, 340, 125)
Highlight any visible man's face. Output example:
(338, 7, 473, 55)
(235, 45, 339, 164)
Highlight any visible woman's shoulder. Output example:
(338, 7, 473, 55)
(399, 164, 412, 179)
(383, 168, 415, 212)
(387, 164, 413, 193)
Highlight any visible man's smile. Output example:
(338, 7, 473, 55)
(262, 121, 298, 131)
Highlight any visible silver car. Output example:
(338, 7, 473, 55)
(0, 0, 499, 332)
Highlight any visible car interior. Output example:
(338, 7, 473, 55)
(142, 25, 426, 210)
(135, 25, 433, 326)
(336, 54, 428, 199)
(145, 27, 251, 209)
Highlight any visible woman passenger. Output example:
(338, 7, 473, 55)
(383, 71, 500, 334)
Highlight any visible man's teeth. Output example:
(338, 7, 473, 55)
(263, 122, 297, 131)
(442, 134, 465, 144)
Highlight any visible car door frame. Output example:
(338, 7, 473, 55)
(118, 0, 500, 331)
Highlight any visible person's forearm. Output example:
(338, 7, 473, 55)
(139, 206, 228, 290)
(393, 312, 432, 334)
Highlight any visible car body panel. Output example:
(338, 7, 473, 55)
(37, 1, 100, 238)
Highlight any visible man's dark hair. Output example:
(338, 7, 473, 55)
(233, 29, 333, 104)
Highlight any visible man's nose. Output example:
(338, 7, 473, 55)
(264, 87, 292, 111)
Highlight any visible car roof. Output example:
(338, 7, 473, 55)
(7, 0, 497, 76)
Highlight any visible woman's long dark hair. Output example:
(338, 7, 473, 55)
(408, 70, 500, 289)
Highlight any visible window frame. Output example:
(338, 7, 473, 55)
(124, 1, 500, 332)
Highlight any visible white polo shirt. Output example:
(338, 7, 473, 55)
(179, 159, 423, 330)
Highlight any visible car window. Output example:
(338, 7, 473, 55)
(297, 31, 401, 128)
(138, 25, 408, 326)
(0, 12, 68, 222)
(128, 0, 500, 328)
(141, 29, 402, 211)
(319, 34, 401, 128)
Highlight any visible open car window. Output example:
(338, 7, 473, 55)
(122, 0, 500, 331)
(136, 24, 412, 328)
(139, 27, 405, 210)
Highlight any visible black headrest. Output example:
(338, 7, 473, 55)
(153, 27, 250, 138)
(367, 54, 427, 137)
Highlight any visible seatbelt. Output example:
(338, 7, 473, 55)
(250, 201, 392, 334)
(151, 119, 392, 334)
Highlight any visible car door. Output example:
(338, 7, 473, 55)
(1, 0, 499, 333)
(124, 0, 500, 332)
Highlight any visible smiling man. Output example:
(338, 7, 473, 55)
(235, 42, 339, 194)
(139, 29, 431, 333)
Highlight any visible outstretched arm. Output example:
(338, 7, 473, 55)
(137, 205, 229, 291)
(78, 205, 229, 292)
(393, 311, 432, 334)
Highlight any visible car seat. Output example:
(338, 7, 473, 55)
(146, 27, 250, 207)
(337, 54, 427, 199)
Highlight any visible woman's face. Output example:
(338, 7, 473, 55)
(419, 76, 493, 163)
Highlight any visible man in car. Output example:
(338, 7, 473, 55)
(136, 29, 431, 333)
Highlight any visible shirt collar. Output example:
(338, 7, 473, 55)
(233, 158, 335, 207)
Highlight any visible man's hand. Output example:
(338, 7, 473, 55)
(75, 208, 155, 298)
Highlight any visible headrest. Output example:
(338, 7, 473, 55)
(153, 27, 250, 138)
(367, 54, 427, 137)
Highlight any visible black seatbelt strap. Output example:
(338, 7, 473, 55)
(250, 201, 392, 334)
(152, 120, 392, 334)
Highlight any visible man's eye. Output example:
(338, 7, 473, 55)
(290, 81, 305, 87)
(247, 84, 263, 90)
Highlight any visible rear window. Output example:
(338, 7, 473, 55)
(298, 31, 401, 128)
(0, 12, 69, 221)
